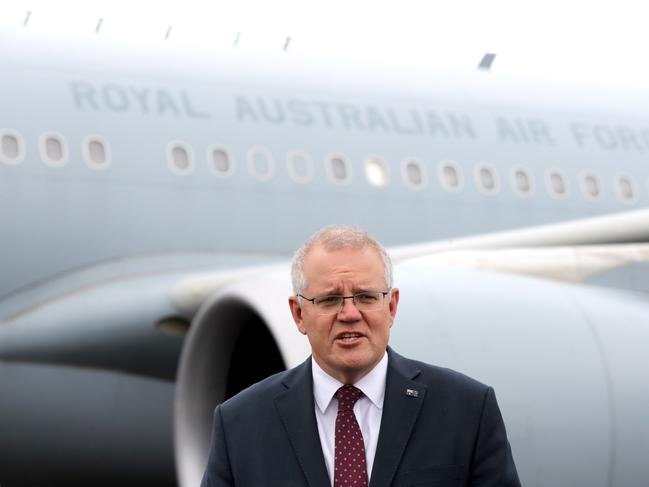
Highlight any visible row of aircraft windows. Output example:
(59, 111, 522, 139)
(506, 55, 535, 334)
(1, 129, 646, 204)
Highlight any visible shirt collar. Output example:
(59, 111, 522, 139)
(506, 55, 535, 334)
(312, 352, 388, 414)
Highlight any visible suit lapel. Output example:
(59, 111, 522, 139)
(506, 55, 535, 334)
(369, 349, 426, 487)
(274, 358, 330, 487)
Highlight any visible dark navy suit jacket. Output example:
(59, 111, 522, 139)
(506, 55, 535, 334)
(201, 348, 521, 486)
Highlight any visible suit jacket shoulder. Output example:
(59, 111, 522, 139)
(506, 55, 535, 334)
(375, 348, 521, 487)
(202, 358, 331, 487)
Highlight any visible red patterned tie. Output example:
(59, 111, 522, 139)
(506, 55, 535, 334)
(334, 385, 368, 487)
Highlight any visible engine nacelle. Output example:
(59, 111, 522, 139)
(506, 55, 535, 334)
(174, 269, 309, 487)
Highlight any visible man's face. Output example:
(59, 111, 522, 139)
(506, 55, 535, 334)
(288, 245, 399, 384)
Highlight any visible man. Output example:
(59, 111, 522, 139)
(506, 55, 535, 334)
(201, 226, 521, 486)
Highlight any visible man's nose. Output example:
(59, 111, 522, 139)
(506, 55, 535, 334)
(338, 297, 362, 320)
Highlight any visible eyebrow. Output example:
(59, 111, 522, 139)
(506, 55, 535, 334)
(317, 286, 377, 295)
(316, 288, 342, 296)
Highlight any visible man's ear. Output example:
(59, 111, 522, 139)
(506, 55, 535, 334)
(388, 288, 399, 327)
(288, 296, 307, 335)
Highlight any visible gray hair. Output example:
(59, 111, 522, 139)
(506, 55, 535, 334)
(291, 225, 393, 295)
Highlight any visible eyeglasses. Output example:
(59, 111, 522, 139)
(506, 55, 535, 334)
(297, 291, 390, 315)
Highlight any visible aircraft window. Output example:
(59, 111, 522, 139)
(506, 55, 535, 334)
(475, 164, 500, 194)
(46, 138, 63, 161)
(580, 173, 602, 200)
(365, 156, 389, 187)
(83, 135, 111, 170)
(616, 174, 637, 203)
(39, 132, 68, 167)
(167, 142, 194, 175)
(401, 159, 427, 190)
(247, 146, 275, 181)
(326, 154, 352, 184)
(286, 150, 314, 183)
(208, 145, 234, 177)
(546, 170, 567, 198)
(511, 167, 534, 196)
(438, 161, 464, 192)
(0, 130, 25, 165)
(1, 135, 19, 159)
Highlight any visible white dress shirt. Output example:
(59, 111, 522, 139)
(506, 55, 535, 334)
(311, 353, 388, 486)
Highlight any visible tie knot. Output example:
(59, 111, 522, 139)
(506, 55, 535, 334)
(336, 385, 362, 411)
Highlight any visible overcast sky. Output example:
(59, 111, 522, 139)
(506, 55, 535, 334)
(2, 0, 648, 88)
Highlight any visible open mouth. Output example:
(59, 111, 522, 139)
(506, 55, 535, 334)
(337, 332, 363, 342)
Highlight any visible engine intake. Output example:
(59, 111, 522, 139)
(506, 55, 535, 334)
(174, 270, 309, 487)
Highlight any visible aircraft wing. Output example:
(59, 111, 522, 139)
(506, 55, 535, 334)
(391, 207, 649, 288)
(392, 206, 649, 253)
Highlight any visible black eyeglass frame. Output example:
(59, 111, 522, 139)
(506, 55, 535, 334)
(296, 291, 390, 314)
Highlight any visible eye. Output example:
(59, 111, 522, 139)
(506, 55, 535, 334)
(314, 295, 343, 307)
(355, 292, 379, 304)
